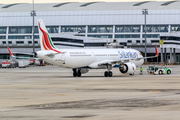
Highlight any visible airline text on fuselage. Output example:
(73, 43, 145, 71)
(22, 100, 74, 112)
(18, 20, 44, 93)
(118, 51, 138, 58)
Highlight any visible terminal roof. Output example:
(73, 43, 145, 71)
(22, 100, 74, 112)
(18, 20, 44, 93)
(0, 1, 180, 12)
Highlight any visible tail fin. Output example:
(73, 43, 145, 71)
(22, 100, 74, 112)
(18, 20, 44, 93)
(38, 19, 60, 53)
(155, 45, 158, 56)
(7, 46, 13, 56)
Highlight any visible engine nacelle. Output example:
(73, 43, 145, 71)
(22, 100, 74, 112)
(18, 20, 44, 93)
(81, 68, 89, 74)
(119, 62, 136, 74)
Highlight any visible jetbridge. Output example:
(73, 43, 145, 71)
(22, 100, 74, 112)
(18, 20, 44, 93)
(160, 32, 180, 63)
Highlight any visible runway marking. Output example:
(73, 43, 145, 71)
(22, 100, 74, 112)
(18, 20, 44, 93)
(33, 92, 66, 96)
(54, 94, 66, 96)
(30, 79, 38, 81)
(44, 93, 66, 96)
(13, 91, 66, 96)
(148, 90, 161, 92)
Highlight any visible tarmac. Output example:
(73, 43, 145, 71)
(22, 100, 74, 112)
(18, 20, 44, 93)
(0, 65, 180, 120)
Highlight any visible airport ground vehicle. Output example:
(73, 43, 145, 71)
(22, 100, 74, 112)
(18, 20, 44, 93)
(18, 60, 30, 68)
(1, 60, 17, 68)
(147, 65, 172, 75)
(2, 60, 11, 68)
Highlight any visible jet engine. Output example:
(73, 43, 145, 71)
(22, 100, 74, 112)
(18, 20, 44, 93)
(119, 62, 136, 75)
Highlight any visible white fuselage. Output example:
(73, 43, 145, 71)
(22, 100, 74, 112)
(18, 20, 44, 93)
(37, 48, 144, 69)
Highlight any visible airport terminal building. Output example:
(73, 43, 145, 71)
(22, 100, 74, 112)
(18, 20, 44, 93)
(0, 1, 180, 62)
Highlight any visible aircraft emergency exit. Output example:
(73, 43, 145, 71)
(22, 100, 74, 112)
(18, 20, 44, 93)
(36, 19, 158, 77)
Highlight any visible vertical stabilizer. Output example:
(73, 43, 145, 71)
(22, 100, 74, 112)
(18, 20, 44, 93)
(7, 46, 16, 61)
(38, 19, 60, 53)
(7, 46, 13, 56)
(155, 45, 158, 56)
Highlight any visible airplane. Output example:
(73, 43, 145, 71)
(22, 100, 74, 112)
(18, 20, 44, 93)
(7, 46, 15, 60)
(35, 19, 158, 77)
(7, 46, 38, 61)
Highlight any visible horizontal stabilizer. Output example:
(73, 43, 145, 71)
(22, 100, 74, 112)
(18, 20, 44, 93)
(44, 50, 66, 56)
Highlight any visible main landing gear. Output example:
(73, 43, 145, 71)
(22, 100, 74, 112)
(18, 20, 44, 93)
(73, 68, 81, 77)
(104, 71, 113, 77)
(104, 64, 113, 77)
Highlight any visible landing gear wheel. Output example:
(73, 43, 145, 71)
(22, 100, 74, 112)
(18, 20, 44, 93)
(73, 72, 77, 77)
(72, 69, 82, 77)
(109, 71, 113, 77)
(104, 71, 109, 77)
(77, 71, 81, 77)
(167, 70, 171, 75)
(104, 71, 113, 77)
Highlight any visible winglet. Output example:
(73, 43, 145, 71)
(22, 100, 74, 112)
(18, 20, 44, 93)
(155, 45, 158, 56)
(7, 46, 13, 56)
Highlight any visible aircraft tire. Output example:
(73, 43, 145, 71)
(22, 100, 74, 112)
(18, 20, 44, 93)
(73, 72, 77, 77)
(77, 71, 81, 77)
(104, 71, 109, 77)
(109, 71, 113, 77)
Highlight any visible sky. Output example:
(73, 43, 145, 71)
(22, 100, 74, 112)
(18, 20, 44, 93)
(0, 0, 174, 4)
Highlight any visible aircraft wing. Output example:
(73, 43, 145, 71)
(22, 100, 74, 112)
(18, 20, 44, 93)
(97, 60, 117, 65)
(97, 58, 136, 66)
(98, 56, 157, 66)
(98, 45, 158, 66)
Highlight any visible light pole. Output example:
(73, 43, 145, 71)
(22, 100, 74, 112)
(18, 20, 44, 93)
(30, 0, 36, 59)
(142, 9, 148, 65)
